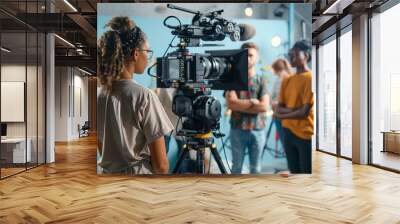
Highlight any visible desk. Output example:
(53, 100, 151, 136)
(382, 131, 400, 154)
(1, 138, 31, 164)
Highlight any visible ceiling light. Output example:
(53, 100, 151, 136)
(271, 36, 282, 47)
(78, 67, 93, 76)
(1, 47, 11, 53)
(54, 34, 75, 48)
(323, 0, 343, 15)
(63, 0, 78, 12)
(245, 6, 253, 17)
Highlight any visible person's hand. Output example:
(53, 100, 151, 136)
(274, 112, 282, 119)
(250, 98, 260, 105)
(154, 88, 160, 96)
(224, 109, 232, 117)
(227, 91, 238, 100)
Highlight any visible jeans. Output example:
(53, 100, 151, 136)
(230, 128, 266, 174)
(282, 128, 311, 173)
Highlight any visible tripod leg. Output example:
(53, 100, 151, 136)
(173, 145, 189, 174)
(262, 120, 274, 159)
(210, 144, 227, 174)
(196, 149, 204, 174)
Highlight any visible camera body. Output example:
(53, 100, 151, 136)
(156, 47, 248, 91)
(154, 4, 249, 134)
(172, 88, 221, 134)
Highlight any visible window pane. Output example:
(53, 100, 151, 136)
(318, 38, 337, 154)
(340, 29, 352, 158)
(371, 3, 400, 171)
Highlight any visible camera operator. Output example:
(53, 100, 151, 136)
(225, 42, 270, 174)
(97, 17, 173, 175)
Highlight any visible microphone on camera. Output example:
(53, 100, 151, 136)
(238, 24, 256, 41)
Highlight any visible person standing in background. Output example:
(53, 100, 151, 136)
(275, 40, 314, 174)
(270, 58, 292, 151)
(225, 42, 270, 174)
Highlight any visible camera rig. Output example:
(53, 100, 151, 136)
(152, 4, 251, 174)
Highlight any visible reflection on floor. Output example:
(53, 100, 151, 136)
(373, 150, 400, 171)
(0, 167, 25, 177)
(0, 163, 41, 178)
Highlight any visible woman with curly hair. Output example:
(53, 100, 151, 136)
(97, 17, 173, 175)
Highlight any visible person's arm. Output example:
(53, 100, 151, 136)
(225, 91, 253, 112)
(276, 103, 295, 114)
(140, 91, 174, 174)
(277, 74, 313, 119)
(240, 94, 269, 114)
(276, 103, 311, 119)
(240, 76, 270, 114)
(149, 137, 169, 174)
(275, 76, 293, 114)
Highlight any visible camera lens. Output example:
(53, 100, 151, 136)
(201, 56, 230, 80)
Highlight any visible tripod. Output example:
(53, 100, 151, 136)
(173, 132, 227, 174)
(261, 118, 286, 159)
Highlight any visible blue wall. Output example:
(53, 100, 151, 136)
(98, 15, 289, 173)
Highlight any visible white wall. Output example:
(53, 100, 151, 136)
(54, 67, 89, 141)
(1, 65, 39, 137)
(1, 64, 46, 163)
(55, 67, 69, 141)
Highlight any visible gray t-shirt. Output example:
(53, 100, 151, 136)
(97, 80, 174, 174)
(156, 88, 179, 128)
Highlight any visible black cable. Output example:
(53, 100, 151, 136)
(147, 62, 158, 78)
(146, 17, 178, 79)
(162, 16, 181, 57)
(163, 16, 182, 31)
(162, 34, 177, 57)
(147, 34, 177, 79)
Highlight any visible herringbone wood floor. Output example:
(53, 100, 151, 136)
(0, 135, 400, 224)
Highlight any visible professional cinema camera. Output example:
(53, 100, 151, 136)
(151, 4, 255, 174)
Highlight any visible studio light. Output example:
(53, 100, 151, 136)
(244, 6, 253, 17)
(271, 36, 282, 47)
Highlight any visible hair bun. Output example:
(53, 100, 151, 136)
(106, 16, 136, 33)
(293, 40, 311, 51)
